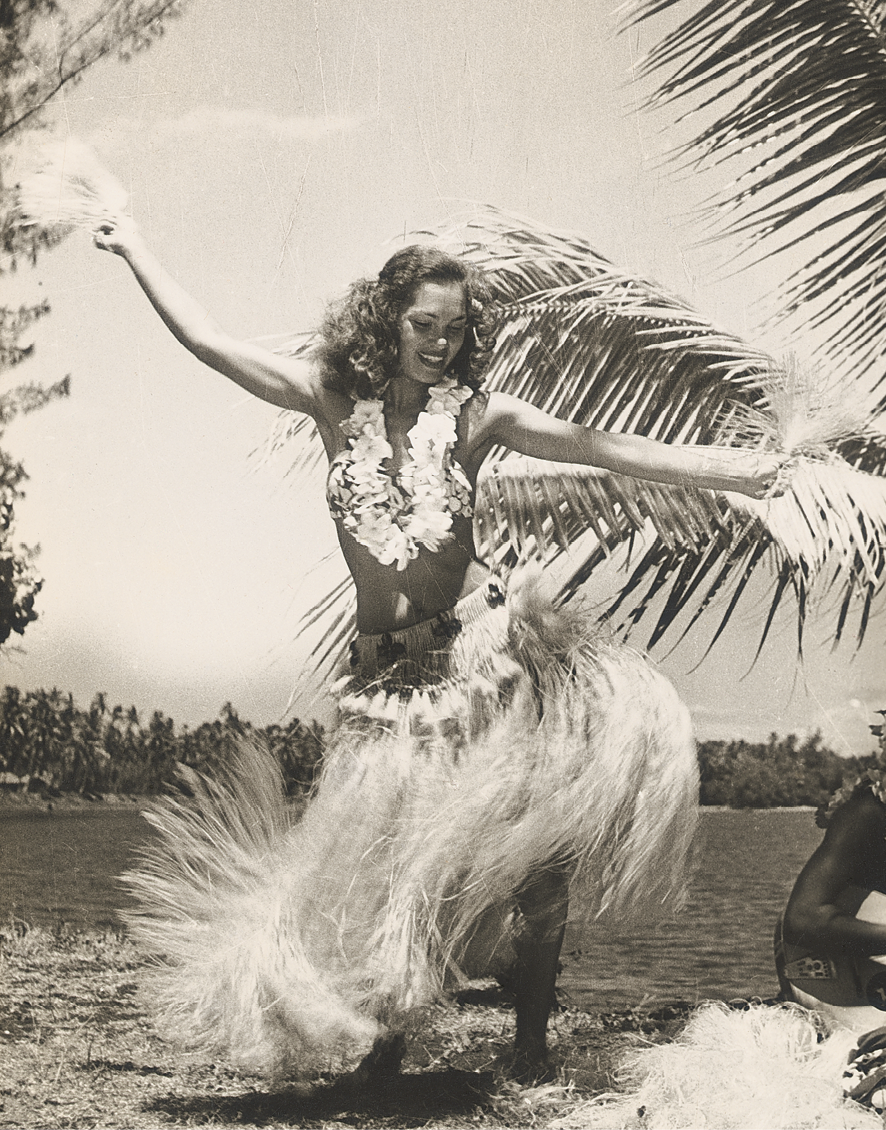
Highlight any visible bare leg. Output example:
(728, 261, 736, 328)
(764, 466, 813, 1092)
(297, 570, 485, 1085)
(509, 866, 570, 1083)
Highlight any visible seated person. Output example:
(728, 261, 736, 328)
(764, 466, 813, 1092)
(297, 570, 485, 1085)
(776, 748, 886, 1107)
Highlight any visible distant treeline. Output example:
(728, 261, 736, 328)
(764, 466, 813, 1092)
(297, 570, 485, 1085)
(0, 685, 878, 807)
(0, 686, 323, 798)
(698, 732, 877, 808)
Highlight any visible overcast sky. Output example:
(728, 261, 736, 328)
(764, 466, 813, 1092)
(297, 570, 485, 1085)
(3, 0, 882, 753)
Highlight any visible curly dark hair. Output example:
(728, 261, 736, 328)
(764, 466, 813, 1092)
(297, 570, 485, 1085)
(318, 245, 500, 399)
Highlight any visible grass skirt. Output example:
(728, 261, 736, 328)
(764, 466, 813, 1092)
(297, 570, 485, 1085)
(572, 1003, 880, 1129)
(123, 568, 698, 1077)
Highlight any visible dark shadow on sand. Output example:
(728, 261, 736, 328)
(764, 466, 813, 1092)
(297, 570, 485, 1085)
(146, 1067, 499, 1127)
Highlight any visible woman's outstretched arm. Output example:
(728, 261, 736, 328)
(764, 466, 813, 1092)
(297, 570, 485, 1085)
(480, 392, 792, 499)
(94, 216, 318, 414)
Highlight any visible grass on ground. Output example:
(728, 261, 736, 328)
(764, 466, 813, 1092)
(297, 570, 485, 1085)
(0, 923, 693, 1129)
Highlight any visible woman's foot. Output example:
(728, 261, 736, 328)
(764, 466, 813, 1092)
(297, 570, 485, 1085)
(495, 1044, 559, 1086)
(348, 1032, 407, 1088)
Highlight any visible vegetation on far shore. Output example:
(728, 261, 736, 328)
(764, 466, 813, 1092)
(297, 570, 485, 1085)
(0, 686, 323, 801)
(0, 684, 878, 810)
(696, 732, 865, 808)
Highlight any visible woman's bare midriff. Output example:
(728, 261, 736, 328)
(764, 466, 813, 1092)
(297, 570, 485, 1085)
(335, 517, 492, 634)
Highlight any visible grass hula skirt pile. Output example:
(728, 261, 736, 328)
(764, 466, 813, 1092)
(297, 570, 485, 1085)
(556, 1002, 881, 1129)
(123, 567, 698, 1078)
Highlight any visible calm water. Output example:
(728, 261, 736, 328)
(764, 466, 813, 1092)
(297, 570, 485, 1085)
(1, 804, 153, 930)
(0, 805, 823, 1011)
(560, 809, 822, 1009)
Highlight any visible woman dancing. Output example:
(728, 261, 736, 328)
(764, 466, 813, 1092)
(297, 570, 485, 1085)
(94, 215, 789, 1084)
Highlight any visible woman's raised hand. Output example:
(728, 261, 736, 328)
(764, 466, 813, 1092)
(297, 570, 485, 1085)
(93, 214, 141, 257)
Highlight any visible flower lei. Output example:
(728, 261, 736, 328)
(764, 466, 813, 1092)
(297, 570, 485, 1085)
(327, 377, 474, 570)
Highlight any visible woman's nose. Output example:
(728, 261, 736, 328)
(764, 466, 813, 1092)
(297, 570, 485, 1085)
(436, 335, 447, 347)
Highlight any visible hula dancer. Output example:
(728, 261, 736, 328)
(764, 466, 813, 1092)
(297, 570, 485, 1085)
(90, 215, 790, 1083)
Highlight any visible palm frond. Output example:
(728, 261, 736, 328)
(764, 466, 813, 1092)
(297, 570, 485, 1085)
(271, 208, 886, 685)
(426, 208, 774, 441)
(477, 451, 886, 655)
(624, 0, 886, 401)
(294, 568, 356, 676)
(255, 331, 326, 479)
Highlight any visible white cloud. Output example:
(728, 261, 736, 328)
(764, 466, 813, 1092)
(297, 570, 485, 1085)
(147, 106, 362, 141)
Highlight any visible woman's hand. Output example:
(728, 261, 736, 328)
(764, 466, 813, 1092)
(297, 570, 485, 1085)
(742, 453, 796, 500)
(93, 214, 142, 258)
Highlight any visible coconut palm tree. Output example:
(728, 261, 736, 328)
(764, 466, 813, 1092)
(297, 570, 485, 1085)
(272, 207, 886, 682)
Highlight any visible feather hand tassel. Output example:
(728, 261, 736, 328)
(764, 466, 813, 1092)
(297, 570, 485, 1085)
(15, 137, 129, 231)
(719, 354, 871, 460)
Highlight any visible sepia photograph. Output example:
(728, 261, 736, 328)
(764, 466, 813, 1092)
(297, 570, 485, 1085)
(2, 1, 886, 1125)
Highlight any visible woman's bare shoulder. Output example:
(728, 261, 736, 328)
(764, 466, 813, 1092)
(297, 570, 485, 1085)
(273, 351, 348, 418)
(461, 388, 518, 439)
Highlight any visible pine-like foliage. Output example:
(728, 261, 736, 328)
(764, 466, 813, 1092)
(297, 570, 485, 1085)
(1, 0, 187, 145)
(0, 0, 190, 646)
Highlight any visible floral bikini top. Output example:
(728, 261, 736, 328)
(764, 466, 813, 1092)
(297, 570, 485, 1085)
(326, 377, 474, 570)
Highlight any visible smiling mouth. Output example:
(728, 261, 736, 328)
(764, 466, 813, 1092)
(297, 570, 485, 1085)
(418, 352, 446, 367)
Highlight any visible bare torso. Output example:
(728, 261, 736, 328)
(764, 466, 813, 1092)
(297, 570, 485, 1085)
(783, 790, 886, 954)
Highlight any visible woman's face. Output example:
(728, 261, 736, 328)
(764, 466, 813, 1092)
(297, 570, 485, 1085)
(396, 280, 467, 386)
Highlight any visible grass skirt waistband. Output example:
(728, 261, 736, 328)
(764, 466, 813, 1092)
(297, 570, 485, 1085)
(123, 568, 698, 1077)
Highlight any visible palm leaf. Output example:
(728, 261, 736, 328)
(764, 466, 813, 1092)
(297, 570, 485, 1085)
(475, 451, 886, 655)
(269, 208, 886, 682)
(426, 209, 773, 440)
(257, 331, 326, 479)
(624, 0, 886, 403)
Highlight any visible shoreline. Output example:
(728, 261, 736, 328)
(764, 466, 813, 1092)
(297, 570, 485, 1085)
(0, 789, 149, 810)
(0, 789, 819, 814)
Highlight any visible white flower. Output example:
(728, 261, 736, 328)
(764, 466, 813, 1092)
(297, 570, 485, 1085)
(426, 378, 473, 416)
(329, 380, 473, 567)
(352, 432, 393, 465)
(405, 507, 452, 543)
(411, 412, 456, 448)
(341, 398, 385, 438)
(378, 527, 414, 570)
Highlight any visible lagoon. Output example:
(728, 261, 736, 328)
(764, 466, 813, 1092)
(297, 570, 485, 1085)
(0, 804, 822, 1010)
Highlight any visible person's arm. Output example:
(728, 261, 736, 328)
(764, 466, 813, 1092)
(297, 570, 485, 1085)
(94, 216, 318, 414)
(479, 392, 792, 499)
(784, 792, 886, 958)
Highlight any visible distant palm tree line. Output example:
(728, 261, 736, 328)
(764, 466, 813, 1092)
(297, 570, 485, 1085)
(0, 686, 323, 799)
(0, 685, 878, 809)
(697, 733, 874, 809)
